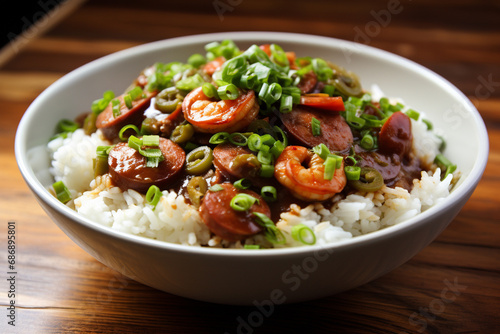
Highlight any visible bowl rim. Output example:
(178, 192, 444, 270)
(15, 31, 489, 258)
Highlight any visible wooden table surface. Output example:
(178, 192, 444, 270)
(1, 0, 499, 333)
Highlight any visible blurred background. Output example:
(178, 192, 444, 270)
(1, 0, 499, 333)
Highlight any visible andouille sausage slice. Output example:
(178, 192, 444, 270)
(96, 93, 154, 141)
(378, 111, 413, 157)
(280, 105, 353, 153)
(213, 144, 260, 182)
(199, 183, 268, 242)
(108, 137, 185, 193)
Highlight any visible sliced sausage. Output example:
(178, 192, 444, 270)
(108, 137, 185, 193)
(213, 143, 263, 185)
(199, 183, 268, 242)
(96, 93, 153, 141)
(378, 111, 412, 157)
(355, 149, 401, 184)
(297, 71, 318, 94)
(280, 105, 353, 153)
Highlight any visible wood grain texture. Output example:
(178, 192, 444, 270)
(1, 0, 499, 333)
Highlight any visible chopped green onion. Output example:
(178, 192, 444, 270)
(229, 132, 248, 146)
(247, 134, 263, 152)
(279, 94, 293, 113)
(187, 53, 207, 68)
(259, 164, 274, 178)
(221, 55, 248, 83)
(209, 132, 230, 144)
(323, 156, 338, 180)
(142, 135, 160, 147)
(311, 117, 321, 136)
(423, 118, 433, 130)
(322, 84, 335, 97)
(345, 108, 366, 130)
(405, 109, 420, 121)
(209, 184, 224, 192)
(145, 185, 162, 210)
(56, 119, 79, 133)
(240, 73, 258, 90)
(270, 140, 284, 159)
(234, 178, 252, 190)
(127, 135, 164, 168)
(260, 82, 282, 106)
(123, 94, 133, 109)
(261, 186, 277, 202)
(111, 99, 121, 118)
(253, 212, 286, 245)
(176, 73, 205, 91)
(360, 133, 375, 150)
(52, 180, 71, 204)
(260, 134, 275, 146)
(312, 143, 330, 160)
(230, 193, 259, 212)
(244, 244, 260, 249)
(434, 153, 457, 179)
(127, 86, 144, 101)
(202, 82, 218, 99)
(257, 150, 274, 165)
(291, 224, 316, 245)
(96, 145, 112, 157)
(217, 84, 240, 100)
(312, 58, 333, 81)
(91, 90, 115, 114)
(345, 166, 361, 180)
(119, 124, 141, 141)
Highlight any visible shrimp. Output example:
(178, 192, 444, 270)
(274, 146, 347, 201)
(182, 86, 259, 134)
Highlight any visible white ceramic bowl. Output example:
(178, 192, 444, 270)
(15, 32, 488, 305)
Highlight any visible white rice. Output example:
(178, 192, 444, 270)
(48, 115, 456, 248)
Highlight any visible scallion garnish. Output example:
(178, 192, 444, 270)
(234, 178, 251, 190)
(119, 124, 141, 141)
(230, 193, 259, 212)
(187, 53, 207, 68)
(52, 180, 71, 204)
(345, 166, 361, 181)
(127, 135, 164, 168)
(217, 83, 240, 100)
(259, 164, 274, 178)
(145, 185, 162, 210)
(253, 212, 286, 245)
(244, 244, 260, 249)
(260, 186, 277, 202)
(434, 154, 457, 179)
(291, 224, 316, 245)
(202, 82, 219, 99)
(209, 184, 224, 192)
(111, 98, 121, 118)
(311, 117, 321, 136)
(405, 109, 420, 121)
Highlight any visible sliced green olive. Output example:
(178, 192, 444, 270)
(170, 123, 195, 144)
(93, 155, 109, 178)
(185, 146, 214, 175)
(230, 153, 261, 178)
(83, 112, 97, 135)
(155, 87, 181, 113)
(140, 117, 160, 135)
(187, 176, 208, 208)
(328, 63, 362, 97)
(349, 167, 384, 192)
(246, 119, 274, 136)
